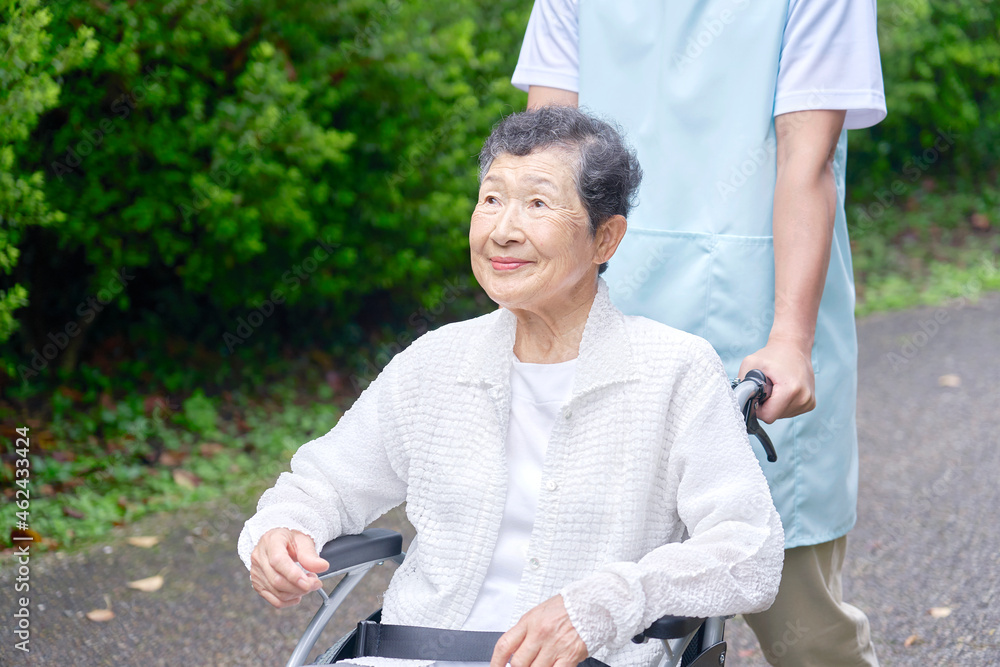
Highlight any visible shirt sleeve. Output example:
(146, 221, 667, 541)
(511, 0, 580, 93)
(559, 338, 784, 652)
(775, 0, 887, 129)
(237, 359, 408, 570)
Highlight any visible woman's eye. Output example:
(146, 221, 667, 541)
(485, 196, 499, 205)
(530, 199, 547, 208)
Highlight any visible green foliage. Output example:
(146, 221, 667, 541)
(0, 375, 340, 550)
(0, 0, 97, 346)
(846, 0, 1000, 196)
(180, 389, 219, 436)
(852, 185, 1000, 314)
(2, 0, 527, 387)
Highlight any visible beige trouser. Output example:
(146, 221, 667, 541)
(743, 536, 879, 667)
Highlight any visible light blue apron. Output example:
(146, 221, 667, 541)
(579, 0, 858, 548)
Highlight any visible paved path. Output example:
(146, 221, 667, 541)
(2, 294, 998, 666)
(726, 292, 1000, 665)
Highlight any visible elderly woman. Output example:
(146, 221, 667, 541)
(238, 106, 783, 667)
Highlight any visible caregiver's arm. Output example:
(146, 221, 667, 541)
(527, 85, 578, 109)
(739, 109, 846, 423)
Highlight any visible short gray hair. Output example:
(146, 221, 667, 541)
(478, 106, 643, 274)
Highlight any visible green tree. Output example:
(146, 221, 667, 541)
(7, 0, 528, 384)
(848, 0, 1000, 196)
(0, 0, 97, 351)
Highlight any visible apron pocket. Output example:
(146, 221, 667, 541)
(604, 228, 717, 340)
(704, 233, 776, 374)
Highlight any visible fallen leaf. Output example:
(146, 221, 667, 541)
(971, 213, 990, 231)
(127, 575, 164, 592)
(51, 450, 75, 462)
(57, 385, 84, 402)
(929, 606, 952, 618)
(326, 370, 345, 392)
(904, 634, 921, 647)
(86, 594, 114, 622)
(199, 442, 225, 458)
(143, 395, 172, 415)
(159, 450, 187, 466)
(172, 469, 201, 489)
(11, 528, 42, 543)
(62, 506, 85, 519)
(86, 608, 115, 622)
(127, 536, 160, 548)
(938, 374, 961, 388)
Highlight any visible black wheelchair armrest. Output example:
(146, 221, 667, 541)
(632, 615, 706, 643)
(317, 528, 403, 577)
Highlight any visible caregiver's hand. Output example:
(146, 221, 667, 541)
(740, 337, 816, 424)
(491, 595, 588, 667)
(249, 527, 329, 608)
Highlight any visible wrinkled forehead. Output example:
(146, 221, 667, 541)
(480, 145, 580, 189)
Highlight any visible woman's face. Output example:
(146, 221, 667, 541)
(470, 148, 607, 314)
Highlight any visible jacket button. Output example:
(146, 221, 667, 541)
(528, 557, 540, 569)
(563, 408, 572, 419)
(546, 480, 558, 491)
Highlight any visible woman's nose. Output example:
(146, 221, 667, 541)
(490, 205, 525, 245)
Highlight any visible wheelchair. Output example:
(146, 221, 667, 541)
(285, 371, 776, 667)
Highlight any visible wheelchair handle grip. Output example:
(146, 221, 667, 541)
(742, 369, 772, 402)
(733, 369, 777, 463)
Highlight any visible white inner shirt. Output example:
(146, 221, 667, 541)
(462, 356, 578, 633)
(342, 359, 578, 667)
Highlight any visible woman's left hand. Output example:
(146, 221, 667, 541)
(490, 595, 588, 667)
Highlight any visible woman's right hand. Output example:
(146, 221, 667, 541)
(249, 528, 330, 608)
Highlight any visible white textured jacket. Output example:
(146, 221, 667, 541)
(239, 280, 783, 666)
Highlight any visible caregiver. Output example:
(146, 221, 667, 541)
(511, 0, 886, 665)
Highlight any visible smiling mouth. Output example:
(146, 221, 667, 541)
(490, 257, 531, 271)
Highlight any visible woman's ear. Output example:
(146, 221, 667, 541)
(595, 215, 627, 266)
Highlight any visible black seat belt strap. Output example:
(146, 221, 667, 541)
(354, 621, 611, 667)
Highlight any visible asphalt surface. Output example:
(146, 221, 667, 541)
(2, 293, 998, 666)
